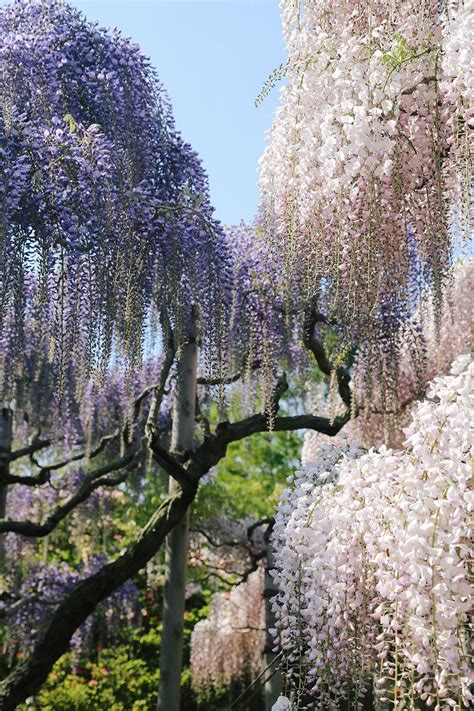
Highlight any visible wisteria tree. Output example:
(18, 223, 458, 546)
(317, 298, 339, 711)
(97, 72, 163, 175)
(0, 0, 471, 709)
(0, 2, 354, 709)
(257, 1, 473, 708)
(271, 355, 473, 710)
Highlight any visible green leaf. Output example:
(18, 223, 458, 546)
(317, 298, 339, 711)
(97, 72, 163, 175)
(63, 113, 77, 134)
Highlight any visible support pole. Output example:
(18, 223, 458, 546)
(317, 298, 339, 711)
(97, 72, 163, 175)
(157, 309, 197, 711)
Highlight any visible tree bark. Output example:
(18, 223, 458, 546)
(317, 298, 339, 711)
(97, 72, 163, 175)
(157, 310, 197, 711)
(0, 480, 197, 711)
(0, 408, 12, 578)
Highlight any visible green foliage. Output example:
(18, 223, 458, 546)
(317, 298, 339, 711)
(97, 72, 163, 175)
(382, 34, 413, 68)
(21, 648, 159, 711)
(254, 61, 288, 108)
(194, 428, 302, 522)
(63, 112, 77, 133)
(19, 589, 225, 711)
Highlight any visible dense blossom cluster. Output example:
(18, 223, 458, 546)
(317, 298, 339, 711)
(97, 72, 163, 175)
(189, 516, 266, 585)
(273, 356, 473, 709)
(190, 570, 265, 694)
(351, 259, 474, 447)
(0, 558, 140, 660)
(259, 0, 472, 396)
(441, 1, 473, 239)
(0, 0, 230, 427)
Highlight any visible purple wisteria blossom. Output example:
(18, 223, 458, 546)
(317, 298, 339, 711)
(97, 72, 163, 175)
(0, 0, 231, 428)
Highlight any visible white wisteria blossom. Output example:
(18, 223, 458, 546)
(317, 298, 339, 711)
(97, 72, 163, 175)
(272, 695, 294, 711)
(190, 570, 265, 694)
(272, 355, 473, 709)
(259, 0, 472, 406)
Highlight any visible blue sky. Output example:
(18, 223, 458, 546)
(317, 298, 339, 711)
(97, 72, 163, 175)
(3, 0, 286, 225)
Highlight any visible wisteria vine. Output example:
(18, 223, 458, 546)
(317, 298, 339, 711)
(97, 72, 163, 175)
(272, 355, 473, 710)
(0, 0, 230, 429)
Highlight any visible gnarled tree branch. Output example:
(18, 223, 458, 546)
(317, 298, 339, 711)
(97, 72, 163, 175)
(0, 480, 197, 711)
(0, 451, 137, 537)
(303, 308, 353, 410)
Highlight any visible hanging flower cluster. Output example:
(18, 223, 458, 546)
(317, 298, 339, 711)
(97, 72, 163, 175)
(351, 258, 474, 447)
(272, 355, 473, 709)
(303, 259, 473, 458)
(190, 569, 265, 695)
(222, 222, 308, 415)
(259, 0, 472, 392)
(440, 1, 473, 240)
(0, 0, 230, 421)
(0, 558, 140, 659)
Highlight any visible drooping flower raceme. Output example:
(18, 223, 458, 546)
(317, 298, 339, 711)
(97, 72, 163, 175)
(259, 0, 472, 398)
(351, 258, 474, 447)
(302, 259, 473, 458)
(222, 222, 309, 416)
(0, 0, 230, 426)
(440, 1, 473, 240)
(190, 570, 265, 695)
(273, 355, 473, 709)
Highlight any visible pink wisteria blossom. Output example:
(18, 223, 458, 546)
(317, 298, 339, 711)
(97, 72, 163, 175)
(260, 0, 471, 405)
(303, 259, 473, 457)
(190, 570, 265, 694)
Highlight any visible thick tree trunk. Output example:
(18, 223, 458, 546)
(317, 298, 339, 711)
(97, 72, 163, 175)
(0, 311, 351, 709)
(264, 535, 282, 711)
(157, 312, 197, 711)
(0, 480, 197, 711)
(0, 408, 12, 577)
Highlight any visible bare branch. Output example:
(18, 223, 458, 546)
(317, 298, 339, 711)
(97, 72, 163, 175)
(145, 332, 175, 443)
(247, 517, 274, 542)
(3, 468, 51, 488)
(303, 308, 352, 410)
(32, 430, 120, 475)
(198, 569, 243, 586)
(191, 526, 243, 549)
(0, 451, 137, 537)
(2, 437, 51, 465)
(194, 550, 266, 587)
(197, 360, 262, 387)
(187, 410, 350, 484)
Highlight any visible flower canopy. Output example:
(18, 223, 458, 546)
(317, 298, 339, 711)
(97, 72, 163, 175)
(0, 0, 230, 416)
(259, 0, 472, 388)
(272, 355, 473, 709)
